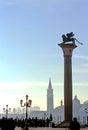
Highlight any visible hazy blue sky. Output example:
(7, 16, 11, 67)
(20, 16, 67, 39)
(0, 0, 88, 113)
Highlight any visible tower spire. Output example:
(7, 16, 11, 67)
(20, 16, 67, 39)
(48, 77, 52, 89)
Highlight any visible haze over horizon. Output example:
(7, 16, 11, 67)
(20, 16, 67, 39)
(0, 0, 88, 113)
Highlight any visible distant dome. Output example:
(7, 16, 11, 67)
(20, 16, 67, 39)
(73, 95, 80, 104)
(73, 95, 80, 118)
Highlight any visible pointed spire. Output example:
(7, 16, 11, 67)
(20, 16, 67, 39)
(48, 77, 52, 88)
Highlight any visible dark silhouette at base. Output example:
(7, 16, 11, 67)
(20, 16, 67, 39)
(69, 117, 80, 130)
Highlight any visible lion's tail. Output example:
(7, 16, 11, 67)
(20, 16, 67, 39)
(74, 38, 83, 45)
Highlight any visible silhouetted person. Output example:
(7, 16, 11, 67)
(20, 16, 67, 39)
(24, 121, 29, 130)
(69, 117, 80, 130)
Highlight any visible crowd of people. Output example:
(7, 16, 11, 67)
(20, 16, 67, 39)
(0, 116, 81, 130)
(0, 117, 51, 130)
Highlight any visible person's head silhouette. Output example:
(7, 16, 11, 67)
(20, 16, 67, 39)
(73, 117, 77, 121)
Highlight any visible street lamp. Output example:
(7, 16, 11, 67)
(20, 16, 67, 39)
(20, 94, 32, 120)
(3, 105, 11, 118)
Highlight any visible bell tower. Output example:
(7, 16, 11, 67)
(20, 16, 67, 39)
(47, 78, 54, 111)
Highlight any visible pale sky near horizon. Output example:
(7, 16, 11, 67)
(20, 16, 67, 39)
(0, 0, 88, 113)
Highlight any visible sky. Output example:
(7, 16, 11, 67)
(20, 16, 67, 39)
(0, 0, 88, 113)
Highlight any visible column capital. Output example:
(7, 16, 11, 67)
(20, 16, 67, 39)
(58, 43, 77, 56)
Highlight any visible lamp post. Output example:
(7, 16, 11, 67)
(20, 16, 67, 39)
(20, 95, 32, 120)
(3, 105, 11, 118)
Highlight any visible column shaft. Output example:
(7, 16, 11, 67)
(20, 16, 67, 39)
(64, 55, 72, 121)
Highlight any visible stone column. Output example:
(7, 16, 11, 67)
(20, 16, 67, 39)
(58, 43, 77, 122)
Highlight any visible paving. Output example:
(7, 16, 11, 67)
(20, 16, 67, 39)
(14, 127, 88, 130)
